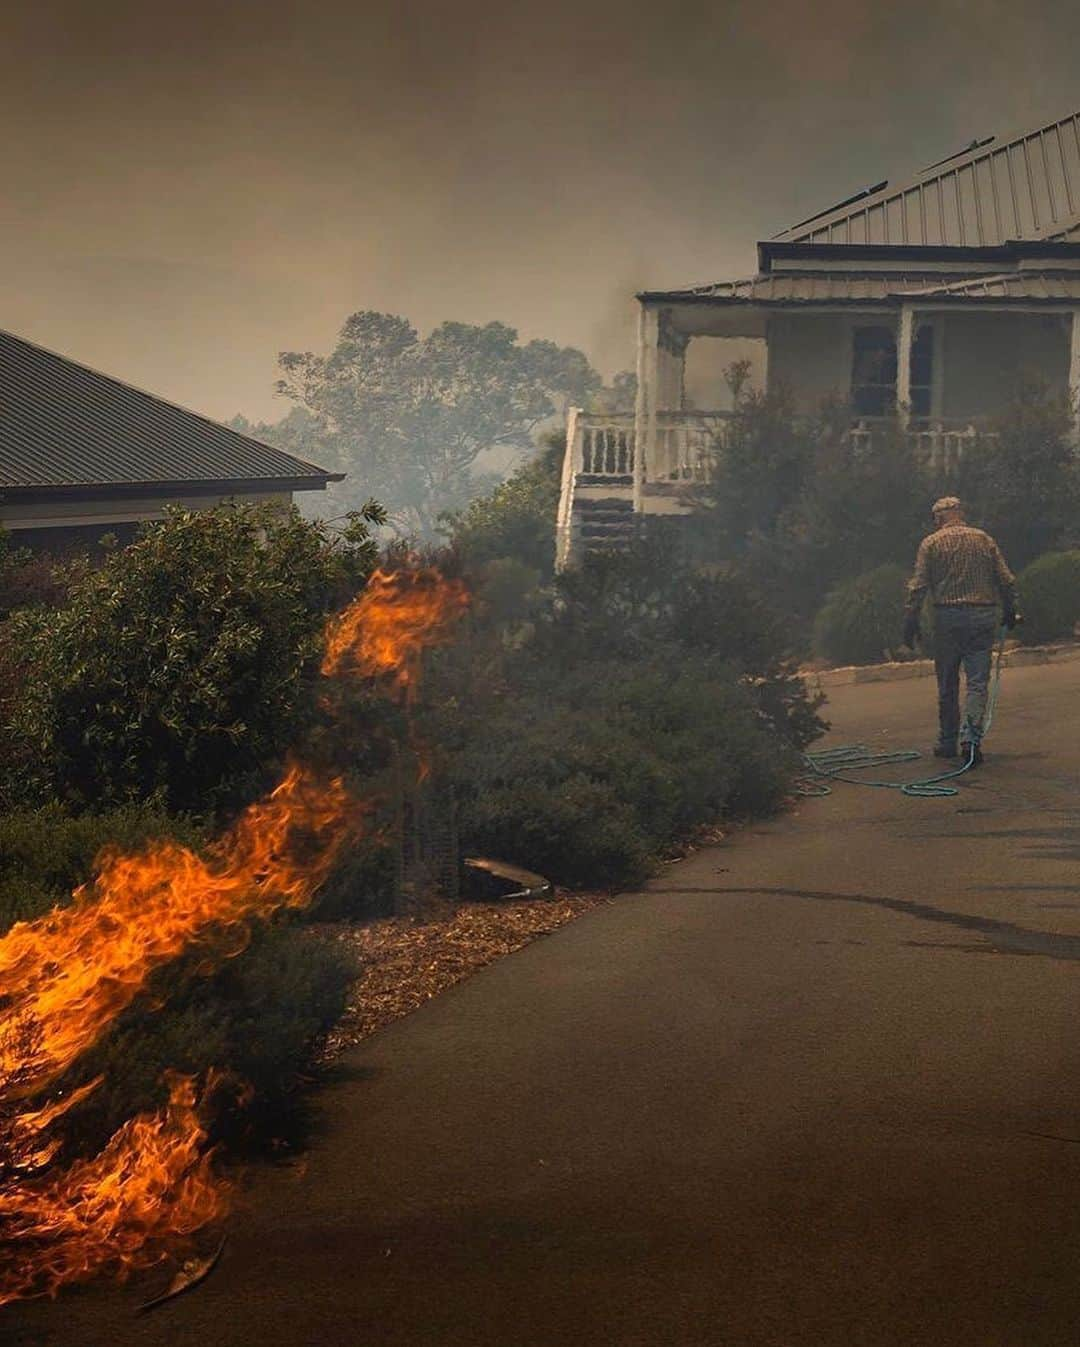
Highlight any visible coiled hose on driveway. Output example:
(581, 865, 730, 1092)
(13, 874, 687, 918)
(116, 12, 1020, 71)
(798, 627, 1007, 799)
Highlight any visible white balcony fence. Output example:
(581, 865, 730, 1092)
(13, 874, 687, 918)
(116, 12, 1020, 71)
(849, 418, 996, 474)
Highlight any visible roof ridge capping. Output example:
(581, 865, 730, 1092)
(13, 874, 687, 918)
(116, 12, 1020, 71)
(772, 109, 1080, 249)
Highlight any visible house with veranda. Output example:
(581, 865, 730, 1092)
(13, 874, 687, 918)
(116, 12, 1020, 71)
(557, 108, 1080, 567)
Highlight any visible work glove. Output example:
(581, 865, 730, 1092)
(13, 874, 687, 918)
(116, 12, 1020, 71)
(902, 611, 921, 649)
(1003, 606, 1022, 630)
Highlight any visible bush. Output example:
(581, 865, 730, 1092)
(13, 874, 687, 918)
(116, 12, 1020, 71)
(536, 535, 827, 750)
(3, 502, 384, 815)
(441, 433, 564, 575)
(455, 655, 796, 889)
(956, 380, 1079, 571)
(463, 774, 652, 890)
(0, 802, 357, 1156)
(310, 834, 399, 921)
(1016, 551, 1080, 645)
(813, 564, 908, 666)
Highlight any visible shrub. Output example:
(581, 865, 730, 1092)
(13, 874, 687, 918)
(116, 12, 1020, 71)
(956, 380, 1079, 571)
(462, 773, 652, 890)
(0, 801, 357, 1155)
(812, 563, 908, 666)
(440, 433, 564, 575)
(455, 655, 795, 889)
(535, 534, 827, 751)
(310, 834, 399, 921)
(3, 502, 384, 815)
(1016, 551, 1080, 645)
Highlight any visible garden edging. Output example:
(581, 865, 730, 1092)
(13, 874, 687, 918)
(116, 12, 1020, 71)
(805, 641, 1080, 689)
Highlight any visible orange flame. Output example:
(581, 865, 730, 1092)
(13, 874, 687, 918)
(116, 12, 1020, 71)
(0, 566, 469, 1305)
(0, 1074, 229, 1306)
(322, 566, 470, 689)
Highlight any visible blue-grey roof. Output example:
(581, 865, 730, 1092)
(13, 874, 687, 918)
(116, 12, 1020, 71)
(0, 329, 340, 492)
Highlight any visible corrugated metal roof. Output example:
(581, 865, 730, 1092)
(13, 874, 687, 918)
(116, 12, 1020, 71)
(0, 329, 337, 491)
(905, 271, 1080, 301)
(774, 110, 1080, 247)
(644, 272, 974, 302)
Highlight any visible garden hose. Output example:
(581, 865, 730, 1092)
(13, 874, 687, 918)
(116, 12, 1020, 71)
(798, 626, 1008, 799)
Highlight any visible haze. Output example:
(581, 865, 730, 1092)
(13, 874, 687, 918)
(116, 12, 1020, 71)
(2, 0, 1077, 424)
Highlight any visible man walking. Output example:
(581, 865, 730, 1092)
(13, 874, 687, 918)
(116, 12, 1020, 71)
(903, 497, 1019, 767)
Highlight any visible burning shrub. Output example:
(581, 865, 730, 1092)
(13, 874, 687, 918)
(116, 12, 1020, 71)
(0, 801, 355, 1156)
(55, 924, 356, 1159)
(0, 802, 206, 931)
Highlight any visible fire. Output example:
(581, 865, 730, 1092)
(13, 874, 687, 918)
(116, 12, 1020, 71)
(322, 566, 470, 689)
(0, 765, 361, 1104)
(0, 1074, 228, 1306)
(0, 566, 468, 1306)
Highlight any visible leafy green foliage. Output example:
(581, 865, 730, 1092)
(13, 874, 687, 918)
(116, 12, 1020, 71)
(812, 564, 909, 666)
(421, 532, 823, 890)
(699, 393, 928, 634)
(455, 654, 795, 889)
(954, 379, 1080, 571)
(2, 502, 384, 815)
(1016, 551, 1080, 645)
(0, 801, 354, 1156)
(536, 535, 826, 750)
(441, 433, 564, 575)
(272, 313, 601, 537)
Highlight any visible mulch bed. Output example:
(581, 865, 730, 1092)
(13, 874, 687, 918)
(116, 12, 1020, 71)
(313, 893, 612, 1059)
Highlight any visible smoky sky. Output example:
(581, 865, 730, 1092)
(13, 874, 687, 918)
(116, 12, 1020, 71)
(2, 0, 1078, 422)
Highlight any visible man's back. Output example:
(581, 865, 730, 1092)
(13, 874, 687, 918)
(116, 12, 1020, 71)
(908, 522, 1015, 609)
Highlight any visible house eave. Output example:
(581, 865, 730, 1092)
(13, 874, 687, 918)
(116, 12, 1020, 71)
(758, 239, 1080, 272)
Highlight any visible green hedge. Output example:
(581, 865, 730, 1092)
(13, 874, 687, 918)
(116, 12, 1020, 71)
(1016, 551, 1080, 645)
(812, 564, 909, 666)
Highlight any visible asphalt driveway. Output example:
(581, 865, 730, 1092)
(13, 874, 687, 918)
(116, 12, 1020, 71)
(10, 657, 1080, 1346)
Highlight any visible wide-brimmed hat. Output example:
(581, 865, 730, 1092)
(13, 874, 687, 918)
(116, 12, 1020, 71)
(931, 496, 962, 515)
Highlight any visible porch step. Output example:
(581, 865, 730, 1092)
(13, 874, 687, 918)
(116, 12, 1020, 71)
(571, 495, 637, 556)
(575, 473, 634, 489)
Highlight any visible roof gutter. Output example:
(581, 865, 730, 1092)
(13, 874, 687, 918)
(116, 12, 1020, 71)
(0, 474, 345, 504)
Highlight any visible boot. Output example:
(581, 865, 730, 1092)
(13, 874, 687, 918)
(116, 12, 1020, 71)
(960, 741, 984, 768)
(933, 740, 958, 759)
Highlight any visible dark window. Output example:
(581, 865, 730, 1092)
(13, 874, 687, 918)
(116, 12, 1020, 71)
(909, 323, 934, 419)
(851, 326, 897, 416)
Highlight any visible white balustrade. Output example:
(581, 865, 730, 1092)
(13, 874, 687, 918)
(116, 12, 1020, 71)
(577, 415, 636, 477)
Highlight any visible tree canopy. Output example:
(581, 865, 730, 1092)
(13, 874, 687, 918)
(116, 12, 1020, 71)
(271, 312, 602, 537)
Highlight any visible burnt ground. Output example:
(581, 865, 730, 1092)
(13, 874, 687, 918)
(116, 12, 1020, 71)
(9, 658, 1080, 1347)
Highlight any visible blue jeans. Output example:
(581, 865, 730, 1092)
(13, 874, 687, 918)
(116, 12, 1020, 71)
(933, 605, 999, 745)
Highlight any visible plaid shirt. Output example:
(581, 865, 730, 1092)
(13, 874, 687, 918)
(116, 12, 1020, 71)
(905, 523, 1016, 614)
